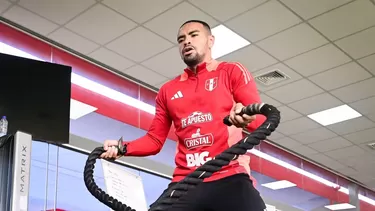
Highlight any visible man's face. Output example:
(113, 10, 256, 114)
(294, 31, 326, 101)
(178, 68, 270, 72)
(177, 22, 214, 67)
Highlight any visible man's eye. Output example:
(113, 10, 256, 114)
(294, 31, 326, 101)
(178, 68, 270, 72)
(191, 34, 198, 37)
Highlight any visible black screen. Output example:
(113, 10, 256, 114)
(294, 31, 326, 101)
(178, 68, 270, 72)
(0, 52, 72, 144)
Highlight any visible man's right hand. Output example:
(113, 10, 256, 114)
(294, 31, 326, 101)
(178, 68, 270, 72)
(100, 140, 121, 159)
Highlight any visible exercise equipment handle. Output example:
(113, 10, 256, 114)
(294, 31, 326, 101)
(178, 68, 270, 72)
(83, 103, 281, 211)
(223, 103, 264, 126)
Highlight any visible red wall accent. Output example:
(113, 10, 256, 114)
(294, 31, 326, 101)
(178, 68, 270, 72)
(0, 21, 373, 210)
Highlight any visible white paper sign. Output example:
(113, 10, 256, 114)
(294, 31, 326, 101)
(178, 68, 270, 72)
(101, 160, 148, 211)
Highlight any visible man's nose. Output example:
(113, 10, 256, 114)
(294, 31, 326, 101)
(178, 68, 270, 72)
(183, 39, 191, 46)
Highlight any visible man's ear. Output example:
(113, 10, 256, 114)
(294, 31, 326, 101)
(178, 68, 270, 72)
(208, 35, 215, 49)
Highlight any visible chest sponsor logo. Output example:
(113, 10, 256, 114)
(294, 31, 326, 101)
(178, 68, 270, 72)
(186, 151, 212, 167)
(181, 111, 213, 128)
(184, 128, 214, 150)
(205, 77, 218, 91)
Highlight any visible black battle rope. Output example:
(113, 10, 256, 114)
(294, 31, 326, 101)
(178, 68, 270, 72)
(83, 103, 281, 211)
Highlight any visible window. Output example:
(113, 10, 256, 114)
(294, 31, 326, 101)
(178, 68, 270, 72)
(29, 140, 171, 210)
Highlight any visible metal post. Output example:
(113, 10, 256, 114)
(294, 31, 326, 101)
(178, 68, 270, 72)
(348, 183, 360, 211)
(0, 134, 14, 211)
(10, 131, 32, 211)
(0, 131, 32, 211)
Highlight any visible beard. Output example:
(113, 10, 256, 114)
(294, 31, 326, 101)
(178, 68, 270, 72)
(182, 51, 204, 68)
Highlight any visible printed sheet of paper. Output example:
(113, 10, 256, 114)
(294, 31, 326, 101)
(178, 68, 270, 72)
(101, 159, 148, 211)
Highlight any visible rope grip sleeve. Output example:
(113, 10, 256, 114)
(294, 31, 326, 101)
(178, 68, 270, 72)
(223, 103, 265, 126)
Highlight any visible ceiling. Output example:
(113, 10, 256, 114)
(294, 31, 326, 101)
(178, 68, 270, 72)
(1, 0, 375, 191)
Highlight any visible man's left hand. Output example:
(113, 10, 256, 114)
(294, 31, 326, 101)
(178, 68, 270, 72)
(229, 103, 256, 128)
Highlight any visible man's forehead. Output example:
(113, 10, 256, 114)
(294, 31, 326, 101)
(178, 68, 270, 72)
(179, 22, 205, 32)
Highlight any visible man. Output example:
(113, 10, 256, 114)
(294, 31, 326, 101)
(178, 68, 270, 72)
(101, 20, 267, 211)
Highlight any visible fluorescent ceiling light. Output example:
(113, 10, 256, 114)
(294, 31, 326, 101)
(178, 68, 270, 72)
(70, 73, 156, 115)
(261, 180, 296, 190)
(325, 203, 356, 210)
(70, 99, 98, 120)
(308, 104, 362, 126)
(2, 42, 375, 208)
(211, 24, 250, 59)
(0, 42, 43, 61)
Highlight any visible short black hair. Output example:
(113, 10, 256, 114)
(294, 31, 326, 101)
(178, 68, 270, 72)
(180, 20, 212, 34)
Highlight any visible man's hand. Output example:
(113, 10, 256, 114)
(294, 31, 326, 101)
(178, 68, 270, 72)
(100, 140, 122, 159)
(229, 103, 256, 128)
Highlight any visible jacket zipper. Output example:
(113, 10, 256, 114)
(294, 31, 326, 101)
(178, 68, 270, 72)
(195, 74, 199, 92)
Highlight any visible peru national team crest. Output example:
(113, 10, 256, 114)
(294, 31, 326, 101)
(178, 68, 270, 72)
(205, 77, 218, 91)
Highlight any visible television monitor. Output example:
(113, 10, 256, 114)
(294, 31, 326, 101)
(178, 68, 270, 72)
(0, 52, 72, 144)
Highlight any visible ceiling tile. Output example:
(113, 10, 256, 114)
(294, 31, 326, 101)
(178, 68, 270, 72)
(220, 45, 278, 72)
(0, 0, 11, 13)
(65, 4, 137, 44)
(344, 127, 375, 145)
(253, 63, 303, 92)
(306, 153, 347, 170)
(367, 113, 375, 122)
(88, 47, 134, 71)
(339, 160, 375, 175)
(102, 0, 182, 24)
(358, 54, 375, 75)
(309, 0, 375, 41)
(260, 93, 282, 107)
(265, 79, 324, 104)
(358, 142, 375, 157)
(18, 0, 95, 25)
(349, 96, 375, 115)
(189, 0, 266, 22)
(106, 27, 174, 62)
(341, 152, 375, 172)
(272, 137, 301, 148)
(330, 77, 375, 103)
(308, 62, 372, 90)
(288, 93, 342, 115)
(257, 23, 328, 61)
(335, 26, 375, 59)
(276, 117, 321, 135)
(143, 2, 218, 43)
(277, 106, 302, 122)
(141, 46, 186, 78)
(155, 79, 169, 89)
(287, 145, 319, 156)
(308, 136, 353, 153)
(48, 28, 99, 54)
(279, 0, 352, 20)
(123, 65, 168, 86)
(326, 117, 375, 135)
(290, 127, 337, 144)
(225, 0, 301, 42)
(364, 180, 375, 191)
(325, 145, 367, 160)
(357, 176, 375, 186)
(284, 44, 351, 76)
(335, 167, 358, 177)
(3, 6, 59, 35)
